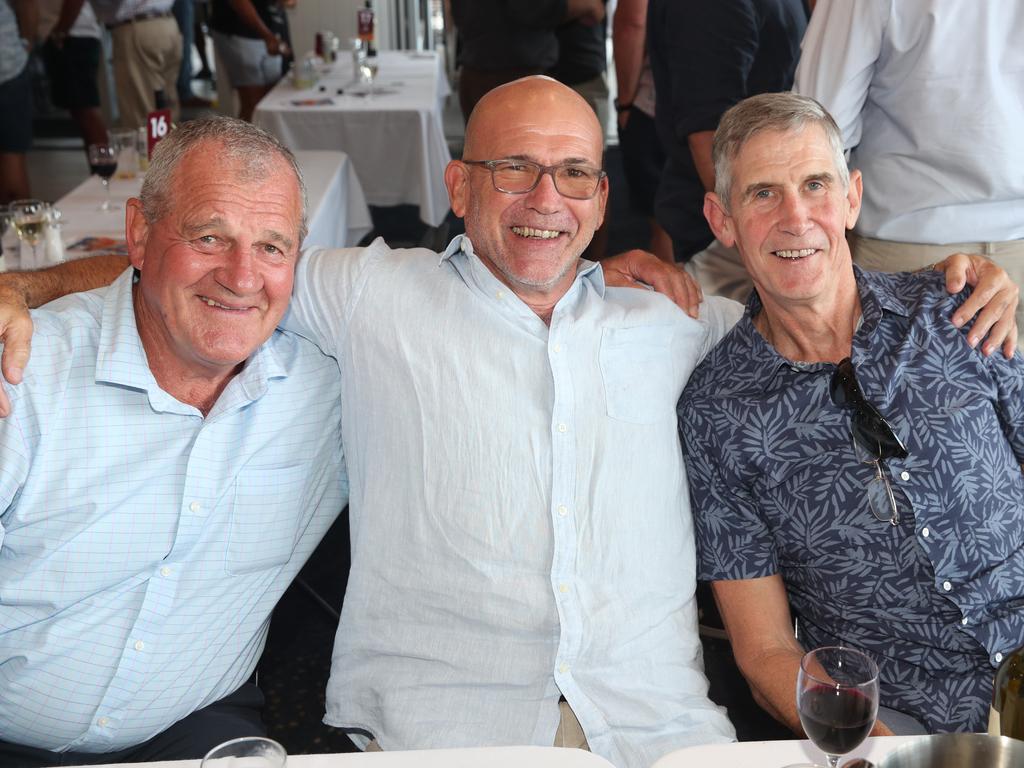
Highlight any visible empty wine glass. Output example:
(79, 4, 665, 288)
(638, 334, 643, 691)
(9, 199, 47, 264)
(797, 646, 879, 768)
(201, 737, 286, 768)
(88, 143, 119, 211)
(359, 52, 379, 94)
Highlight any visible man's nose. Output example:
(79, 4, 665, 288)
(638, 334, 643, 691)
(778, 194, 812, 235)
(523, 169, 564, 212)
(218, 245, 261, 293)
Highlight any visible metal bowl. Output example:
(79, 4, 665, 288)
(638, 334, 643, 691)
(879, 734, 1024, 768)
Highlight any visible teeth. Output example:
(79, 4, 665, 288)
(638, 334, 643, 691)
(202, 297, 239, 310)
(511, 226, 561, 239)
(775, 248, 816, 259)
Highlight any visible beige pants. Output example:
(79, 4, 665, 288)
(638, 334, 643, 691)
(110, 16, 182, 130)
(686, 238, 753, 304)
(851, 234, 1024, 352)
(364, 699, 591, 752)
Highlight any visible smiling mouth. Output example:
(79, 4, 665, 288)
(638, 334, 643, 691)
(773, 248, 818, 260)
(199, 296, 251, 312)
(510, 225, 563, 240)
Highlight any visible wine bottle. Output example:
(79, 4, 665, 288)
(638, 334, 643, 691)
(357, 0, 375, 56)
(990, 644, 1024, 739)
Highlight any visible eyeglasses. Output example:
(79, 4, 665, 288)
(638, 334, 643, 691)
(462, 159, 607, 200)
(830, 357, 908, 526)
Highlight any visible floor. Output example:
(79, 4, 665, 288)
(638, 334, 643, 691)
(23, 68, 789, 755)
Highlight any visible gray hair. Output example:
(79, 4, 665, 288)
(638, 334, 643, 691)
(713, 92, 849, 210)
(140, 116, 308, 244)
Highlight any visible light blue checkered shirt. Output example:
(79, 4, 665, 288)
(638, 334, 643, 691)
(0, 270, 347, 753)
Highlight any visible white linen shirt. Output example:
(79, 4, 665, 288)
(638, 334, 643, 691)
(794, 0, 1024, 244)
(0, 270, 347, 752)
(283, 236, 739, 768)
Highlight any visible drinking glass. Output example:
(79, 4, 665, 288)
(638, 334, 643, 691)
(88, 143, 119, 211)
(797, 646, 879, 768)
(9, 199, 47, 264)
(111, 129, 139, 179)
(201, 737, 286, 768)
(359, 52, 379, 94)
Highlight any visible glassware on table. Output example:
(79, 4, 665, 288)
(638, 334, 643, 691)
(88, 143, 119, 211)
(797, 646, 879, 768)
(9, 199, 48, 264)
(136, 126, 151, 172)
(359, 52, 379, 94)
(111, 129, 139, 179)
(201, 737, 287, 768)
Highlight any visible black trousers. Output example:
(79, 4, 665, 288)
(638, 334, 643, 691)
(0, 682, 266, 768)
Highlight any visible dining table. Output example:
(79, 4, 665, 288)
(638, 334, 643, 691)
(252, 50, 453, 228)
(72, 746, 615, 768)
(1, 149, 372, 274)
(652, 734, 928, 767)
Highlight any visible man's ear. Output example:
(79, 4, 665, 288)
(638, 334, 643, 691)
(125, 199, 149, 269)
(703, 192, 736, 248)
(444, 160, 471, 218)
(845, 169, 863, 231)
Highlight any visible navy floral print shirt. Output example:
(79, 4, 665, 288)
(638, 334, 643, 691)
(680, 267, 1024, 732)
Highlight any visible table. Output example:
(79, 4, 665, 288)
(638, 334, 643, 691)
(652, 735, 925, 767)
(75, 746, 615, 768)
(253, 50, 453, 227)
(33, 149, 371, 270)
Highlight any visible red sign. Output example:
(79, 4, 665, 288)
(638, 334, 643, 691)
(146, 108, 172, 159)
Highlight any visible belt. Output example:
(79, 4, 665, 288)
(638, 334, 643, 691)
(107, 10, 173, 29)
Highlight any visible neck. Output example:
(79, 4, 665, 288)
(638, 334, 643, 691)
(133, 288, 240, 417)
(754, 284, 862, 364)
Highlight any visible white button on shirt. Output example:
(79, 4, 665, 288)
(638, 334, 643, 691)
(943, 581, 953, 592)
(286, 237, 738, 768)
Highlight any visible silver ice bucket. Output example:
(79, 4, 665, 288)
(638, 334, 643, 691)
(879, 733, 1024, 768)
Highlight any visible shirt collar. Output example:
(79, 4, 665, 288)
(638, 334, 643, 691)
(95, 269, 289, 415)
(740, 266, 914, 392)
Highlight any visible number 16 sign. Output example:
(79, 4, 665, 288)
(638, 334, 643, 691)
(146, 108, 172, 160)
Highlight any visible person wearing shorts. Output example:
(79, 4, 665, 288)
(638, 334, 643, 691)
(40, 0, 108, 157)
(0, 0, 32, 203)
(209, 0, 288, 121)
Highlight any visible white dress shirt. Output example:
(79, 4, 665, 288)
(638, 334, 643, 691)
(282, 236, 739, 768)
(795, 0, 1024, 244)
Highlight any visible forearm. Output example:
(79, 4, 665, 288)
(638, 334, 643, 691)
(736, 646, 806, 734)
(54, 0, 88, 35)
(611, 0, 645, 104)
(226, 0, 275, 40)
(13, 0, 38, 41)
(0, 255, 128, 308)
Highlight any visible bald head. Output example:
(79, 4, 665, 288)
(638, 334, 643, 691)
(463, 76, 604, 162)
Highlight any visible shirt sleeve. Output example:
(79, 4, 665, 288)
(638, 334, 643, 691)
(793, 0, 889, 150)
(279, 243, 381, 358)
(0, 396, 32, 552)
(984, 350, 1024, 465)
(679, 387, 780, 582)
(696, 295, 744, 363)
(662, 0, 760, 142)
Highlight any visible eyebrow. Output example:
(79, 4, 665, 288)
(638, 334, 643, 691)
(502, 154, 599, 167)
(742, 171, 836, 198)
(182, 218, 295, 250)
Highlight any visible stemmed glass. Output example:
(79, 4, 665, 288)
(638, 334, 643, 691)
(359, 52, 379, 95)
(797, 646, 879, 768)
(9, 199, 47, 264)
(88, 143, 119, 211)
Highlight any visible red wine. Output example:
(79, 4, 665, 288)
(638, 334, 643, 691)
(799, 685, 874, 755)
(90, 161, 118, 179)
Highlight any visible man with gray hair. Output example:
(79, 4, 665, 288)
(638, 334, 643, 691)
(0, 116, 347, 766)
(680, 92, 1024, 736)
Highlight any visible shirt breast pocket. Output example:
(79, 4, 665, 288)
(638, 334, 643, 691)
(599, 325, 677, 425)
(226, 463, 309, 575)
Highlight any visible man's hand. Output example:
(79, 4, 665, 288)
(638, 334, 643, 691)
(0, 284, 33, 418)
(933, 253, 1019, 358)
(601, 249, 703, 318)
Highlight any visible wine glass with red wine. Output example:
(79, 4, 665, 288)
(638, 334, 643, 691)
(87, 143, 119, 212)
(797, 646, 879, 768)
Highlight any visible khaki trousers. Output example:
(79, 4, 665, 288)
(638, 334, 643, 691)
(364, 699, 591, 752)
(686, 238, 753, 304)
(851, 234, 1024, 352)
(110, 16, 182, 129)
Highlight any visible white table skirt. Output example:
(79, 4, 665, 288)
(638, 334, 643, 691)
(253, 51, 452, 227)
(68, 746, 614, 768)
(652, 734, 926, 768)
(17, 149, 371, 272)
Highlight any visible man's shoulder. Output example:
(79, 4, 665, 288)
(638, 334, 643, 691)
(682, 313, 758, 399)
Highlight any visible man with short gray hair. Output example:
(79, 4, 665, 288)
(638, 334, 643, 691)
(680, 92, 1024, 737)
(0, 116, 347, 766)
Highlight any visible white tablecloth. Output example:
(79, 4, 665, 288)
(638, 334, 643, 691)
(652, 735, 925, 767)
(253, 51, 453, 227)
(71, 746, 614, 768)
(28, 149, 370, 270)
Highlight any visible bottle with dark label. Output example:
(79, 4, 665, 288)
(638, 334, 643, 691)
(990, 645, 1024, 739)
(357, 1, 375, 55)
